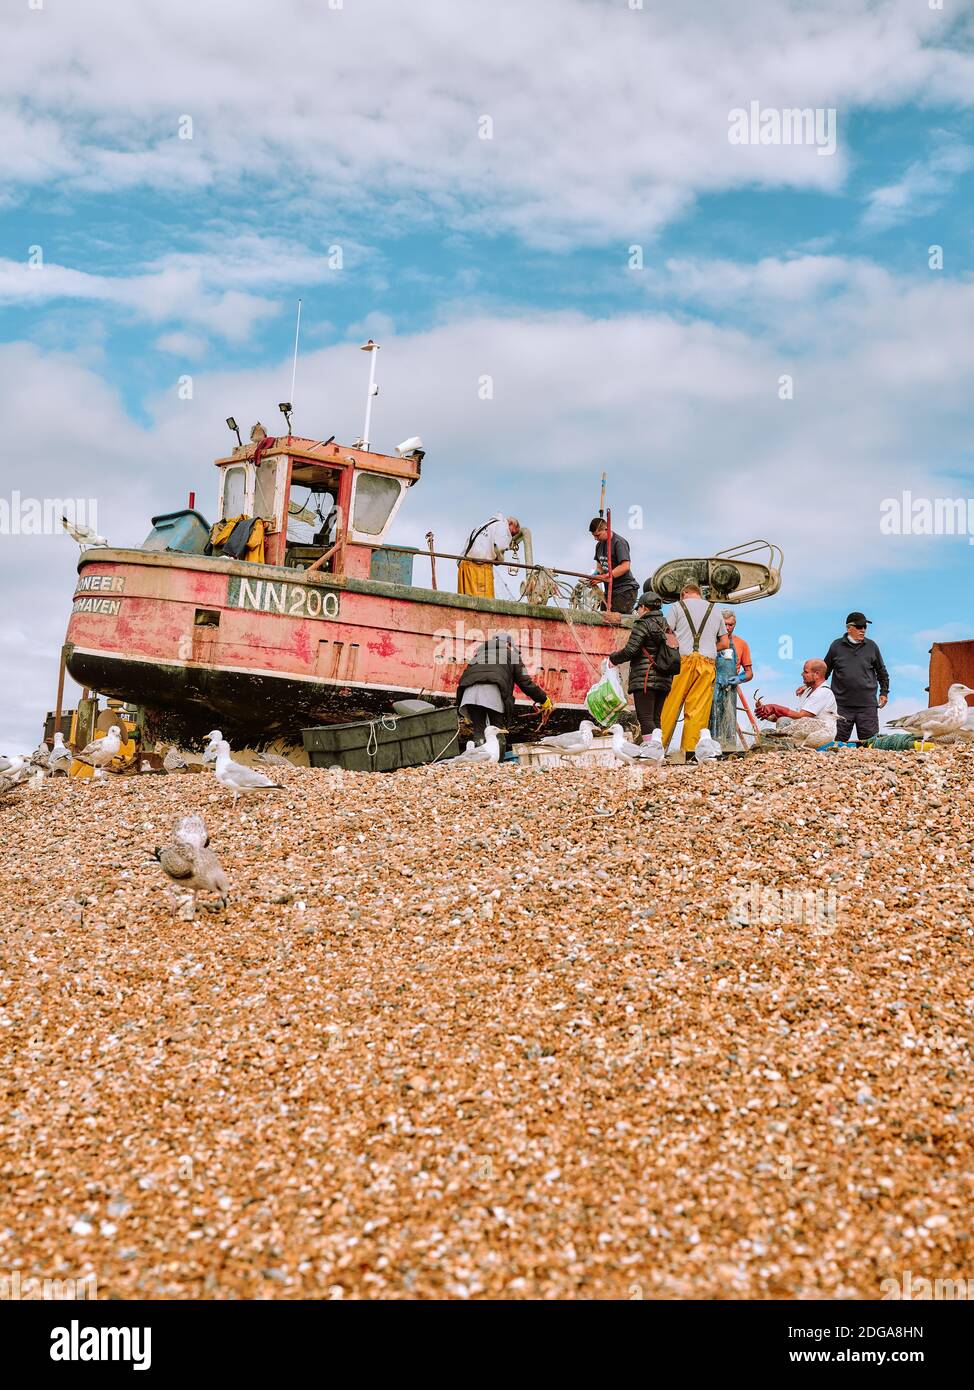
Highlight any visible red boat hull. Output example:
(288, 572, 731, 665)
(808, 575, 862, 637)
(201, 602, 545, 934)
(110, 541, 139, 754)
(65, 551, 627, 741)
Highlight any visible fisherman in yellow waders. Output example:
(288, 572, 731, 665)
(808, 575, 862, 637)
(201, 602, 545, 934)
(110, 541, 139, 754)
(457, 514, 521, 599)
(659, 582, 730, 757)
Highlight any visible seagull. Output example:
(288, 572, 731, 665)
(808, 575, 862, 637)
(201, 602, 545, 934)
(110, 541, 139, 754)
(174, 813, 209, 850)
(29, 741, 50, 770)
(202, 729, 223, 764)
(610, 723, 644, 763)
(212, 739, 281, 800)
(0, 754, 28, 781)
(61, 515, 108, 549)
(154, 815, 229, 915)
(256, 751, 294, 768)
(48, 732, 73, 774)
(694, 729, 723, 762)
(540, 719, 596, 752)
(886, 683, 974, 742)
(163, 746, 188, 773)
(76, 724, 123, 776)
(445, 723, 501, 765)
(640, 728, 666, 763)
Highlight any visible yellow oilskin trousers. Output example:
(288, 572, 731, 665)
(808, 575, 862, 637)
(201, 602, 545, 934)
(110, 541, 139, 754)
(458, 559, 495, 599)
(660, 652, 716, 752)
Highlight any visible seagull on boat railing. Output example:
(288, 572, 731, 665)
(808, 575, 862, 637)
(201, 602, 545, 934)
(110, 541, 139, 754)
(61, 515, 108, 550)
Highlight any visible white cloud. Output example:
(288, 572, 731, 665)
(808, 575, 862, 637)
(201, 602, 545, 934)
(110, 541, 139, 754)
(2, 0, 972, 244)
(3, 248, 974, 748)
(0, 235, 357, 343)
(861, 138, 974, 231)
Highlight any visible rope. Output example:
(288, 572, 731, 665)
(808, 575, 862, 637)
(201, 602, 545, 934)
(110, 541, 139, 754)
(365, 713, 400, 759)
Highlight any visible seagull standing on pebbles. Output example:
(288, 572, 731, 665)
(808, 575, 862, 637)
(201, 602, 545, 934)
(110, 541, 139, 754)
(202, 730, 223, 764)
(163, 746, 188, 773)
(256, 750, 294, 768)
(541, 720, 596, 752)
(445, 724, 501, 765)
(610, 723, 646, 763)
(48, 732, 72, 774)
(154, 815, 229, 914)
(640, 728, 666, 763)
(76, 724, 123, 777)
(212, 739, 281, 800)
(886, 683, 974, 742)
(694, 729, 723, 762)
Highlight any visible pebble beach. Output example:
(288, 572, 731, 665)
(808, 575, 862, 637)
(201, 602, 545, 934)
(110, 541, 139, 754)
(2, 748, 972, 1299)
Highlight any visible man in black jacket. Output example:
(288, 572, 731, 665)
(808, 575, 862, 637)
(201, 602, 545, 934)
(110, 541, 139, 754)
(822, 611, 890, 742)
(456, 633, 552, 741)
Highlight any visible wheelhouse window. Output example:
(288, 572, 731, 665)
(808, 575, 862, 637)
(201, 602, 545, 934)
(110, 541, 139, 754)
(221, 465, 248, 519)
(351, 473, 404, 537)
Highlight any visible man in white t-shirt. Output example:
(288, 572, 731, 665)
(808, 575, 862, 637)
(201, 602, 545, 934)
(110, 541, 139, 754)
(458, 513, 521, 599)
(763, 658, 838, 748)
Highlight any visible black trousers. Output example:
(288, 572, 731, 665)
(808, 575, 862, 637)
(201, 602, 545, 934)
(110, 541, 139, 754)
(835, 702, 880, 742)
(633, 687, 668, 734)
(462, 704, 493, 741)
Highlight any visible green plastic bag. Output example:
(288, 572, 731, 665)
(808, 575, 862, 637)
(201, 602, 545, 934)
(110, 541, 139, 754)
(585, 661, 627, 727)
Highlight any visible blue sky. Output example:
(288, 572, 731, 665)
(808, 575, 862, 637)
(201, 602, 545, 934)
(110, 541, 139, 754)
(1, 0, 973, 747)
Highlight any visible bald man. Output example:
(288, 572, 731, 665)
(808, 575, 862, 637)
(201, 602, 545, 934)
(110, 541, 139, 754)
(773, 659, 838, 748)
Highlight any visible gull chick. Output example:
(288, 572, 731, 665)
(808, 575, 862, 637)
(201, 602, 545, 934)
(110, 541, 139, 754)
(154, 816, 229, 914)
(163, 746, 188, 773)
(212, 739, 281, 800)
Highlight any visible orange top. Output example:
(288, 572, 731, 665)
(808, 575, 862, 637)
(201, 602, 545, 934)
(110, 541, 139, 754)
(730, 633, 752, 672)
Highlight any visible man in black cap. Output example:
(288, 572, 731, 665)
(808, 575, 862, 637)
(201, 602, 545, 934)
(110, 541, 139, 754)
(821, 612, 890, 742)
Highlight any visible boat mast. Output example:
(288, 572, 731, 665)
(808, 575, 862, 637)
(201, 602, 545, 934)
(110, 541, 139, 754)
(289, 299, 302, 405)
(360, 339, 380, 451)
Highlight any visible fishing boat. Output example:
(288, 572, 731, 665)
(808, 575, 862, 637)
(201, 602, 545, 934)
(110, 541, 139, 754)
(62, 357, 782, 744)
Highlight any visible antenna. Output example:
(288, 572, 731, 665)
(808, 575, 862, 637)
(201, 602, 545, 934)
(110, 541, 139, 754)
(360, 340, 380, 451)
(289, 299, 302, 405)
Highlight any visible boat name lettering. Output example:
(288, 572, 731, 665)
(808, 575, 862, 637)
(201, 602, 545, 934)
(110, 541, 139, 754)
(76, 575, 125, 593)
(228, 577, 340, 620)
(72, 597, 122, 616)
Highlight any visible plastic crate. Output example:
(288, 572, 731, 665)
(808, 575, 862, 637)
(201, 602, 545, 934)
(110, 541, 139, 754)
(301, 707, 460, 772)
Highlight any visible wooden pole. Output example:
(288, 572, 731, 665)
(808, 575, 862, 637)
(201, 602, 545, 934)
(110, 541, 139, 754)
(53, 644, 67, 741)
(425, 531, 438, 590)
(605, 507, 614, 613)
